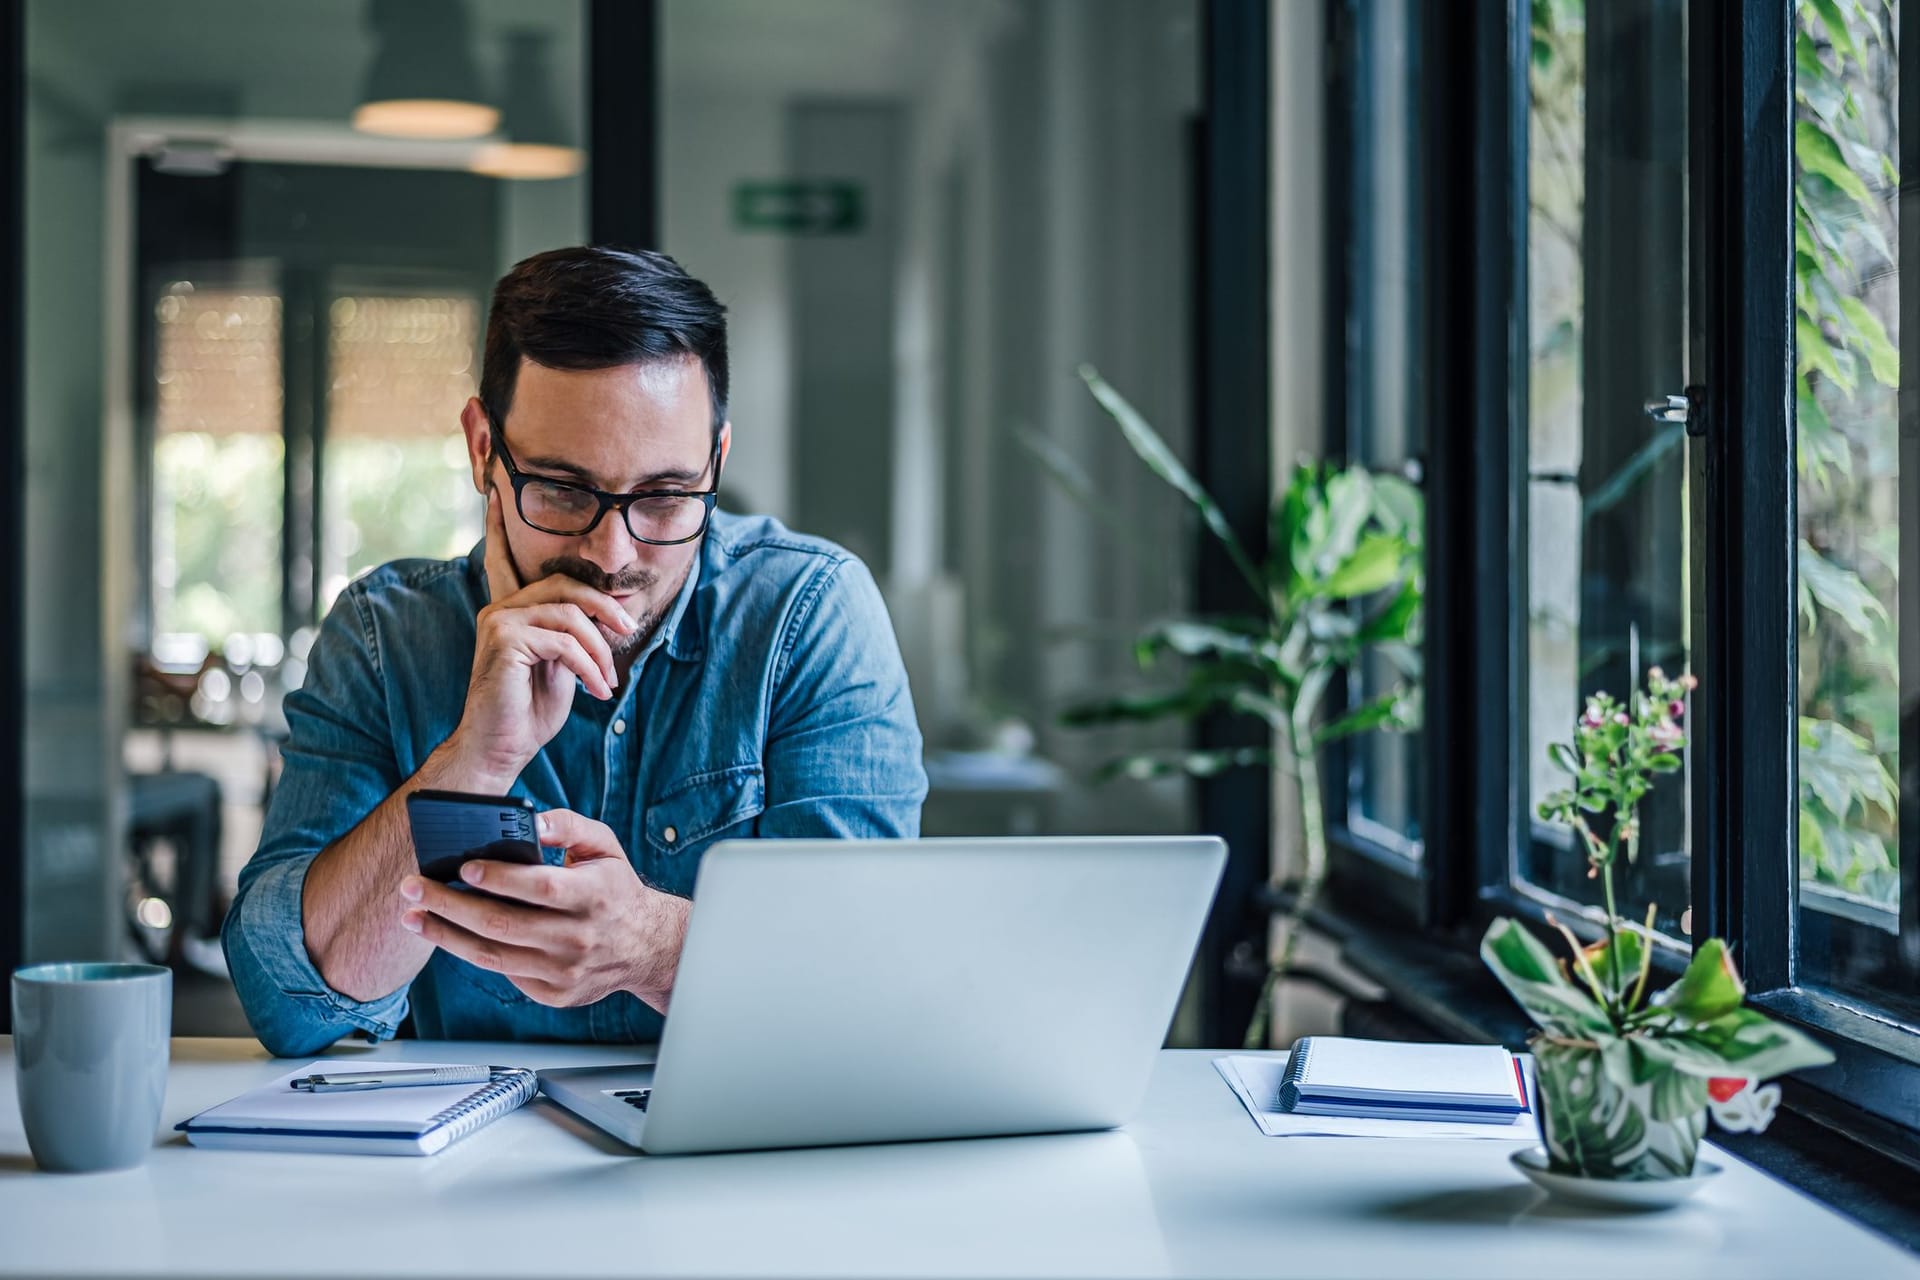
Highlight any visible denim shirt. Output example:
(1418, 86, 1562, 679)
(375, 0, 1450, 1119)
(224, 512, 927, 1057)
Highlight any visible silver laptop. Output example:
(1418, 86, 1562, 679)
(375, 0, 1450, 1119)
(537, 835, 1225, 1155)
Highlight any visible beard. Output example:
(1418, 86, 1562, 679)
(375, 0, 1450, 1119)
(537, 555, 666, 659)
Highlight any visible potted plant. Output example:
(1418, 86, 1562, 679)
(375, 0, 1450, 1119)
(1051, 367, 1422, 1049)
(1482, 667, 1835, 1183)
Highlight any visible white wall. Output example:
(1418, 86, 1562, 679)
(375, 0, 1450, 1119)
(660, 90, 794, 523)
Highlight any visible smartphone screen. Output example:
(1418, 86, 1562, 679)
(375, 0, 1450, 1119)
(406, 790, 541, 885)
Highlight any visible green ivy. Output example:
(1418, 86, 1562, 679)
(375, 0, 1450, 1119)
(1793, 0, 1900, 905)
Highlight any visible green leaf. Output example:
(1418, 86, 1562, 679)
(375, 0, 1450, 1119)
(1319, 468, 1375, 570)
(1370, 474, 1425, 548)
(1795, 120, 1873, 207)
(1081, 366, 1268, 609)
(1795, 212, 1822, 260)
(1836, 295, 1899, 387)
(1665, 1007, 1836, 1080)
(1318, 534, 1409, 600)
(1795, 32, 1846, 122)
(1579, 926, 1649, 1007)
(1312, 688, 1413, 747)
(1358, 578, 1421, 644)
(1797, 539, 1888, 640)
(1480, 918, 1612, 1037)
(1808, 0, 1863, 69)
(1135, 620, 1286, 676)
(1656, 938, 1746, 1023)
(1797, 313, 1854, 394)
(1798, 715, 1896, 820)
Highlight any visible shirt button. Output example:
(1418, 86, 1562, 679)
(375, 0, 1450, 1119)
(613, 718, 626, 735)
(663, 826, 678, 844)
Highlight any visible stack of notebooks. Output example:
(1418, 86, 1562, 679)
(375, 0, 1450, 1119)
(1215, 1036, 1538, 1140)
(177, 1061, 539, 1156)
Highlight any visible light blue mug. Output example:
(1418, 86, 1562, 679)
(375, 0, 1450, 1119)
(12, 963, 171, 1172)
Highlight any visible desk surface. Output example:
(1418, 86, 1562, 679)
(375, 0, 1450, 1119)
(3, 1037, 1914, 1279)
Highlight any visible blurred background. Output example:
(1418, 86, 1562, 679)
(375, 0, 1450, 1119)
(17, 0, 1216, 1038)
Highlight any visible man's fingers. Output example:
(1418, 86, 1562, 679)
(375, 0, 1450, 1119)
(405, 874, 537, 940)
(512, 575, 640, 638)
(517, 626, 612, 700)
(458, 858, 575, 911)
(402, 905, 551, 980)
(516, 603, 618, 691)
(536, 807, 626, 862)
(482, 487, 524, 606)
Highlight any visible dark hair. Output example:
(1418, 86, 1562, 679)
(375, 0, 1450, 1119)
(480, 245, 729, 439)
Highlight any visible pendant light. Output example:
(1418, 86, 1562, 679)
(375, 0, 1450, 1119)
(470, 29, 585, 180)
(353, 0, 499, 140)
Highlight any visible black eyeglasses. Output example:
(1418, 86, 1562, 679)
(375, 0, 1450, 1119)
(490, 426, 722, 545)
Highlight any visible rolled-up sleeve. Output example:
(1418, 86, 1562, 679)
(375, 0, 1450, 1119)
(759, 557, 928, 837)
(223, 585, 411, 1057)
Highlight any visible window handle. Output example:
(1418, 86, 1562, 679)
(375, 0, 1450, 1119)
(1643, 387, 1707, 437)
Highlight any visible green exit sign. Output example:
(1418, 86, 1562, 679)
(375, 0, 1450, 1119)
(732, 181, 865, 234)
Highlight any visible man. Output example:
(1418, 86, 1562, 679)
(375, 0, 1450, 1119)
(226, 246, 927, 1057)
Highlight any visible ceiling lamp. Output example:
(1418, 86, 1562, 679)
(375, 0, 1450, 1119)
(470, 30, 585, 180)
(353, 0, 499, 140)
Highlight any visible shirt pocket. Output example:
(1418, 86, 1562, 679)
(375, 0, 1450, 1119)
(642, 763, 766, 895)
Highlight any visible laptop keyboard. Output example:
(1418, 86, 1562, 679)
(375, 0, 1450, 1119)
(611, 1088, 651, 1111)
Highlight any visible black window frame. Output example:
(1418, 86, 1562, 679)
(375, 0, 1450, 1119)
(1330, 0, 1920, 1155)
(1321, 0, 1435, 934)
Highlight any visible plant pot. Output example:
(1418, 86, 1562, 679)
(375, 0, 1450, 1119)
(1533, 1040, 1706, 1181)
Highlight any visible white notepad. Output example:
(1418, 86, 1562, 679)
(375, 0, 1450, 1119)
(1278, 1037, 1527, 1122)
(177, 1060, 538, 1156)
(1214, 1053, 1539, 1139)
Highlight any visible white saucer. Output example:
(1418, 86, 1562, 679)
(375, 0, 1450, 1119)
(1510, 1147, 1722, 1211)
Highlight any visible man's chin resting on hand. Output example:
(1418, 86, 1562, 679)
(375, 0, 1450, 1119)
(222, 246, 926, 1058)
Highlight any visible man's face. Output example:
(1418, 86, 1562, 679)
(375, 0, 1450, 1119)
(462, 355, 729, 658)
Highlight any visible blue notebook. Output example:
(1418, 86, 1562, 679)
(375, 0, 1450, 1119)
(177, 1060, 539, 1156)
(1277, 1037, 1529, 1124)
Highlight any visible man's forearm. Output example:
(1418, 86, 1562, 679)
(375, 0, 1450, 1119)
(301, 740, 515, 1004)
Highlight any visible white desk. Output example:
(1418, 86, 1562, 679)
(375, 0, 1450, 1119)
(2, 1037, 1913, 1278)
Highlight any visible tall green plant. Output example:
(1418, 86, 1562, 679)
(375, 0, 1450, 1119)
(1054, 368, 1422, 1049)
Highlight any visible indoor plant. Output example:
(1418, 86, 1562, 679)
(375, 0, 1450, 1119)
(1053, 367, 1422, 1049)
(1482, 667, 1835, 1180)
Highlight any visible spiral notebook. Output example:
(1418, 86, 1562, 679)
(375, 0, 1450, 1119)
(1277, 1036, 1528, 1123)
(177, 1061, 539, 1156)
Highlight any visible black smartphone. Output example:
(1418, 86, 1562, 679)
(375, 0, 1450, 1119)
(405, 789, 542, 886)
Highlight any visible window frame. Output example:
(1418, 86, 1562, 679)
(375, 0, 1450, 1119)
(1321, 0, 1434, 933)
(1344, 0, 1920, 1145)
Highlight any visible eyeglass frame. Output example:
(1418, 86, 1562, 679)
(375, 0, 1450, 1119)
(488, 422, 724, 545)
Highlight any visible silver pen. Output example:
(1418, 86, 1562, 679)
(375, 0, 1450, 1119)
(290, 1066, 495, 1092)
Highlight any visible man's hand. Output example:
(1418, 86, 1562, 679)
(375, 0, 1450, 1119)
(397, 808, 689, 1011)
(448, 490, 638, 787)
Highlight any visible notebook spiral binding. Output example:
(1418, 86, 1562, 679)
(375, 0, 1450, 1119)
(425, 1067, 539, 1138)
(1276, 1037, 1316, 1113)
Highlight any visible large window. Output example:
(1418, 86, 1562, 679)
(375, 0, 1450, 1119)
(1326, 0, 1920, 1159)
(151, 280, 285, 647)
(321, 290, 483, 612)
